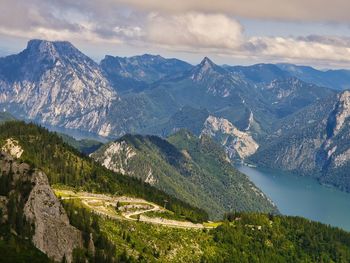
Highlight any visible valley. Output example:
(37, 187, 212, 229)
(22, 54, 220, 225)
(1, 38, 350, 262)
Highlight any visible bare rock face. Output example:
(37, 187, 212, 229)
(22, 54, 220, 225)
(90, 140, 136, 175)
(0, 40, 118, 136)
(201, 115, 259, 159)
(0, 152, 83, 263)
(334, 91, 350, 134)
(24, 170, 83, 263)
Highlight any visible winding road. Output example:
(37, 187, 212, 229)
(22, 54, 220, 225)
(56, 189, 205, 229)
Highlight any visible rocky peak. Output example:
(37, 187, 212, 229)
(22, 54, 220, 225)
(26, 39, 82, 59)
(0, 152, 84, 262)
(190, 57, 225, 81)
(0, 39, 118, 136)
(90, 140, 137, 175)
(199, 57, 215, 68)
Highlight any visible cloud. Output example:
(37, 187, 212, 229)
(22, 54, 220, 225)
(146, 13, 243, 50)
(1, 0, 350, 67)
(115, 0, 350, 23)
(244, 36, 350, 66)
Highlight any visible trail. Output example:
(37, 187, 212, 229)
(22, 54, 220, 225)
(55, 189, 206, 229)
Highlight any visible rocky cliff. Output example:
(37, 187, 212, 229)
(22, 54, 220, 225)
(0, 151, 84, 262)
(201, 115, 259, 160)
(251, 91, 350, 191)
(0, 39, 117, 136)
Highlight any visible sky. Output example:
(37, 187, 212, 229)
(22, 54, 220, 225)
(1, 0, 350, 68)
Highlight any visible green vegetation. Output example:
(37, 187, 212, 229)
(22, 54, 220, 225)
(92, 130, 277, 220)
(59, 133, 103, 155)
(0, 121, 208, 223)
(62, 198, 211, 262)
(204, 212, 350, 263)
(62, 198, 350, 263)
(0, 233, 50, 263)
(0, 111, 15, 123)
(137, 210, 188, 222)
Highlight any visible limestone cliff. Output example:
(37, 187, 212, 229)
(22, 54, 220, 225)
(201, 115, 259, 160)
(0, 152, 83, 262)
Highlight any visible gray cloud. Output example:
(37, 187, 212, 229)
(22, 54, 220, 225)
(114, 0, 350, 23)
(2, 0, 350, 67)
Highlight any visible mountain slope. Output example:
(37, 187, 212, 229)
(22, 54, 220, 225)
(0, 121, 208, 222)
(0, 152, 84, 262)
(225, 63, 291, 83)
(100, 54, 192, 94)
(143, 57, 335, 135)
(0, 39, 118, 136)
(251, 90, 350, 192)
(0, 111, 15, 123)
(91, 130, 278, 219)
(278, 63, 350, 90)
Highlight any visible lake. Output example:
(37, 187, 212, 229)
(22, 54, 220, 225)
(237, 165, 350, 231)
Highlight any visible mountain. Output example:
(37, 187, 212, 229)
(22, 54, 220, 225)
(0, 152, 84, 262)
(1, 121, 350, 262)
(225, 63, 291, 83)
(0, 111, 15, 123)
(251, 90, 350, 192)
(142, 58, 335, 136)
(0, 39, 118, 136)
(58, 133, 103, 155)
(201, 115, 259, 160)
(100, 54, 192, 94)
(0, 41, 336, 141)
(143, 106, 210, 136)
(256, 77, 335, 119)
(278, 63, 350, 91)
(91, 130, 278, 219)
(0, 121, 208, 222)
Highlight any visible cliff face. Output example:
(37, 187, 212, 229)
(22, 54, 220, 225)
(201, 115, 259, 160)
(0, 40, 117, 136)
(252, 91, 350, 191)
(0, 152, 83, 262)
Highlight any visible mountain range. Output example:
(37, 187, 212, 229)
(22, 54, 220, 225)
(1, 39, 350, 262)
(1, 39, 350, 193)
(91, 130, 277, 219)
(0, 40, 339, 138)
(251, 90, 350, 191)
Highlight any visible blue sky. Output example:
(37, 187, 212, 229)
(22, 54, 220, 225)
(1, 0, 350, 68)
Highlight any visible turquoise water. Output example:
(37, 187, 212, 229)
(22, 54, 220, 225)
(237, 165, 350, 231)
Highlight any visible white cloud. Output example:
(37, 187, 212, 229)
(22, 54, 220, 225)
(146, 13, 243, 50)
(115, 0, 350, 23)
(1, 0, 350, 67)
(244, 36, 350, 66)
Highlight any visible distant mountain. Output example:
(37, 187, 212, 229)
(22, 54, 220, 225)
(145, 107, 260, 160)
(225, 63, 290, 83)
(277, 63, 350, 90)
(0, 40, 338, 141)
(257, 77, 335, 118)
(1, 122, 350, 262)
(142, 57, 335, 136)
(0, 111, 15, 123)
(91, 130, 278, 219)
(251, 90, 350, 192)
(0, 39, 117, 136)
(58, 133, 103, 155)
(100, 54, 192, 94)
(143, 106, 210, 136)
